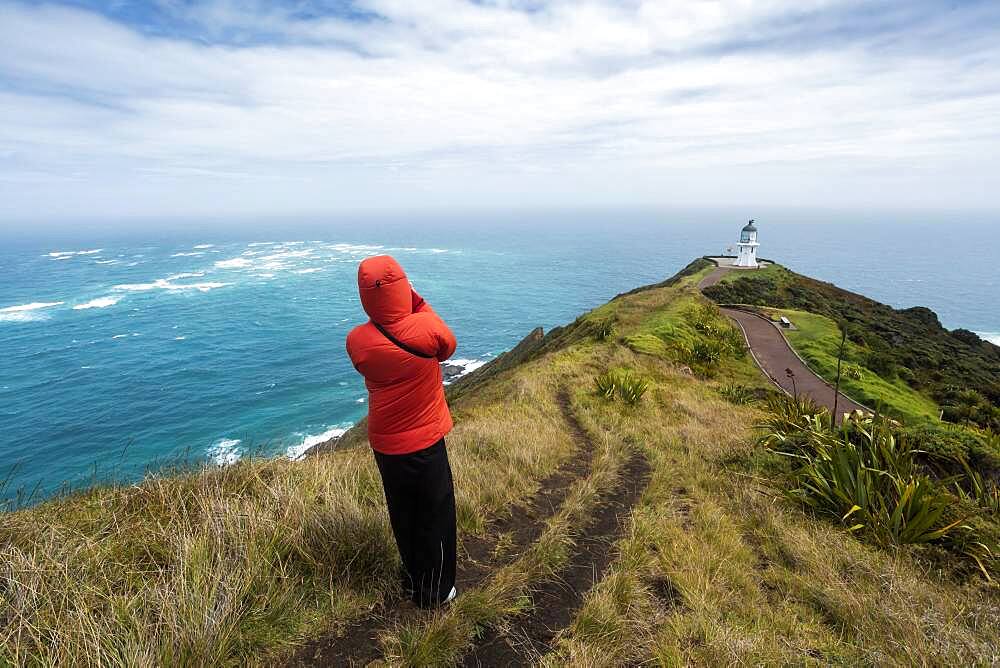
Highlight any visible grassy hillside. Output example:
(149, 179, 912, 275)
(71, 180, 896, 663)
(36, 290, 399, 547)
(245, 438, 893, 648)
(703, 263, 1000, 431)
(762, 307, 940, 421)
(3, 260, 999, 666)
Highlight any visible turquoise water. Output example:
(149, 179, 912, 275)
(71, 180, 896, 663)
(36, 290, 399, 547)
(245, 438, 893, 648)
(1, 215, 997, 504)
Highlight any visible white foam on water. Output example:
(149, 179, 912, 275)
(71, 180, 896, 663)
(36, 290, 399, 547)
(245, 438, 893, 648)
(72, 296, 122, 310)
(295, 268, 322, 274)
(215, 257, 253, 269)
(114, 280, 165, 292)
(171, 252, 204, 257)
(47, 249, 103, 258)
(261, 249, 313, 261)
(94, 260, 118, 265)
(193, 244, 215, 249)
(166, 272, 206, 281)
(111, 334, 129, 339)
(247, 242, 277, 247)
(286, 427, 348, 461)
(442, 358, 488, 385)
(325, 243, 385, 255)
(207, 438, 243, 466)
(976, 332, 1000, 346)
(174, 336, 187, 341)
(450, 358, 488, 373)
(1, 301, 64, 313)
(356, 397, 366, 403)
(114, 279, 230, 293)
(0, 301, 64, 322)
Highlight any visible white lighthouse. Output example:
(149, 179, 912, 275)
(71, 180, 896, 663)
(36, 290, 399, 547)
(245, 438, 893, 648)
(735, 219, 759, 268)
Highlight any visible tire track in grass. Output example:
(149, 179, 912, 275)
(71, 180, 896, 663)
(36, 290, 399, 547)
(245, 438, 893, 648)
(290, 390, 599, 667)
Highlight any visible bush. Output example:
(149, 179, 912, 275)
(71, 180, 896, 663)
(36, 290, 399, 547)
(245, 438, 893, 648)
(718, 383, 757, 405)
(595, 371, 618, 399)
(903, 422, 1000, 477)
(759, 396, 999, 578)
(587, 316, 616, 341)
(595, 370, 650, 406)
(691, 339, 724, 366)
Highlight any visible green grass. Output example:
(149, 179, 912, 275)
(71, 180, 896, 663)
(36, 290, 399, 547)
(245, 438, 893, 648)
(712, 261, 793, 289)
(767, 308, 940, 422)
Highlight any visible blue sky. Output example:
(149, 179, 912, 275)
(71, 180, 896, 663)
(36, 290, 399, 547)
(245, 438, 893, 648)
(2, 0, 1000, 222)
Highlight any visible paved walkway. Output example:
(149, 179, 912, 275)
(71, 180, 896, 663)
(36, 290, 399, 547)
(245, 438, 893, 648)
(699, 266, 866, 420)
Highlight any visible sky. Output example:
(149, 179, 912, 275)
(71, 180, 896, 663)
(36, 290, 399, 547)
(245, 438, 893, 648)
(2, 0, 1000, 223)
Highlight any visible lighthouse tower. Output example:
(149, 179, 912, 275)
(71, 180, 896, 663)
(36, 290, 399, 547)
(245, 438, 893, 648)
(735, 219, 759, 268)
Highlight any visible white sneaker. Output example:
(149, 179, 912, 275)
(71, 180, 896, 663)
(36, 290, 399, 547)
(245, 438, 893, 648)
(444, 586, 457, 604)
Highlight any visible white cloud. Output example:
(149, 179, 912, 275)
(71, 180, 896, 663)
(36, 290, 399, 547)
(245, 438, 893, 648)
(0, 1, 999, 221)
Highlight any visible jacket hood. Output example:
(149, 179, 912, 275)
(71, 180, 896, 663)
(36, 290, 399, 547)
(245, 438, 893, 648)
(358, 255, 411, 325)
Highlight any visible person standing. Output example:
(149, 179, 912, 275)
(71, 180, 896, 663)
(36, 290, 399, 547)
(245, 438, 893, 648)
(346, 255, 458, 608)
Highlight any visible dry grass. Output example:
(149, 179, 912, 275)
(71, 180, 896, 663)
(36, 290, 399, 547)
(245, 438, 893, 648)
(0, 360, 575, 666)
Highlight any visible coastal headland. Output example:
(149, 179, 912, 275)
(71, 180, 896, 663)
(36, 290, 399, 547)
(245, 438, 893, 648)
(3, 258, 999, 666)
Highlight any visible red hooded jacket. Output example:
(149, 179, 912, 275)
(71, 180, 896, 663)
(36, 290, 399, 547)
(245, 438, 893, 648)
(346, 255, 457, 455)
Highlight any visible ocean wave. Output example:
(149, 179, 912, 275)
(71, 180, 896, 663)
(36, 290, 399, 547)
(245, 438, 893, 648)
(442, 358, 488, 384)
(215, 258, 253, 269)
(325, 243, 385, 255)
(171, 252, 204, 257)
(114, 279, 230, 293)
(286, 427, 348, 461)
(166, 272, 206, 281)
(94, 260, 119, 265)
(247, 242, 277, 247)
(0, 301, 64, 322)
(193, 244, 215, 249)
(47, 249, 103, 258)
(207, 438, 243, 466)
(295, 268, 323, 274)
(976, 332, 1000, 346)
(72, 296, 122, 310)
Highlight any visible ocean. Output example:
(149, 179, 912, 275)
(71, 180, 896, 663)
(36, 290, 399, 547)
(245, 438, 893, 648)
(2, 213, 997, 504)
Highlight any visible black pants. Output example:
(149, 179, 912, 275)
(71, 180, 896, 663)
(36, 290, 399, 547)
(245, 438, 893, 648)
(374, 438, 457, 608)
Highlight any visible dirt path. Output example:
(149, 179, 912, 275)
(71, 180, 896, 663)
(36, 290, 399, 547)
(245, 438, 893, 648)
(698, 266, 866, 419)
(459, 449, 651, 667)
(289, 390, 600, 667)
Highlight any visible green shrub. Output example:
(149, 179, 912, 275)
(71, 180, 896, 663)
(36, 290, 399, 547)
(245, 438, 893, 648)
(718, 383, 757, 405)
(595, 371, 618, 399)
(843, 364, 865, 381)
(618, 374, 650, 405)
(903, 422, 1000, 475)
(588, 316, 616, 341)
(788, 426, 960, 546)
(760, 396, 998, 578)
(595, 369, 650, 406)
(691, 339, 724, 367)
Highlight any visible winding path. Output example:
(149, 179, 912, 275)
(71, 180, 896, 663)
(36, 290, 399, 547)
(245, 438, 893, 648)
(700, 266, 866, 420)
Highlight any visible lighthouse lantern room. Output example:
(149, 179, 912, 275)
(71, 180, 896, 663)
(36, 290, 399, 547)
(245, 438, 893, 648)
(735, 219, 759, 268)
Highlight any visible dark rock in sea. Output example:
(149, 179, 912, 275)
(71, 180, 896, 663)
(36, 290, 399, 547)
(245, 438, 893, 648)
(441, 363, 466, 382)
